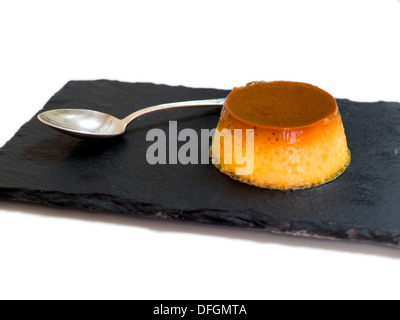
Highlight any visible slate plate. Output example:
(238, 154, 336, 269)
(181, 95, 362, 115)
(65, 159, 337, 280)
(1, 80, 400, 247)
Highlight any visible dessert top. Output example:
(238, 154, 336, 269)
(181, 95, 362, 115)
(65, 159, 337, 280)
(226, 81, 337, 128)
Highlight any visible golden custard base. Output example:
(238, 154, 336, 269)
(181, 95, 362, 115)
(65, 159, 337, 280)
(212, 81, 351, 190)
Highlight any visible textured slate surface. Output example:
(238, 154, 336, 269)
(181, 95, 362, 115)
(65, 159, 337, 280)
(1, 80, 400, 247)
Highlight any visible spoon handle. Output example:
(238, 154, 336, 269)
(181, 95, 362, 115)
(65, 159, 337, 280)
(123, 98, 226, 126)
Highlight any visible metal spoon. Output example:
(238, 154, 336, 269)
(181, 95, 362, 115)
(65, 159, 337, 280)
(37, 98, 226, 139)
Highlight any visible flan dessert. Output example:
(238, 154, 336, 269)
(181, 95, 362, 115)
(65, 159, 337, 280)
(211, 81, 351, 190)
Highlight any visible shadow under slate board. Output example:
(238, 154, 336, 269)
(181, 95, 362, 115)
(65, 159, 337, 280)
(0, 80, 400, 247)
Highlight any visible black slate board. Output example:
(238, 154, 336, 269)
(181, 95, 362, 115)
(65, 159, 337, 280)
(1, 80, 400, 247)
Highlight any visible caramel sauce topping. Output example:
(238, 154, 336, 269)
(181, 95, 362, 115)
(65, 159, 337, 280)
(226, 81, 337, 128)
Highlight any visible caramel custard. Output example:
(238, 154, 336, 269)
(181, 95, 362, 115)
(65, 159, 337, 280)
(212, 81, 351, 190)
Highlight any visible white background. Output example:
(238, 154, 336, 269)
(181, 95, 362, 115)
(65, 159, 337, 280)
(0, 0, 400, 300)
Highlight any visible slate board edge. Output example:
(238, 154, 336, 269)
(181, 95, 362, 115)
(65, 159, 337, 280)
(1, 187, 399, 248)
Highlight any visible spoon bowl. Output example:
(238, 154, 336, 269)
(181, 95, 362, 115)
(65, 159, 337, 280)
(38, 98, 226, 139)
(38, 109, 126, 139)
